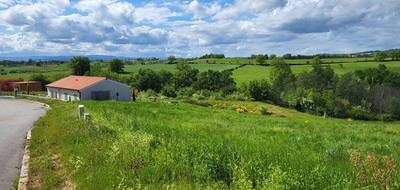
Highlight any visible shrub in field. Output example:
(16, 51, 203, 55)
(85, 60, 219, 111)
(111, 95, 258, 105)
(161, 84, 177, 98)
(177, 87, 195, 98)
(348, 106, 375, 120)
(247, 80, 272, 101)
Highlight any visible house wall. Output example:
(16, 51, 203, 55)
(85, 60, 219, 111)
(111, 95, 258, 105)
(47, 87, 80, 101)
(80, 80, 131, 101)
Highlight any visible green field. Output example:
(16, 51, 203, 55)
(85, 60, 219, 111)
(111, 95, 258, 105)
(0, 64, 69, 81)
(233, 61, 400, 85)
(1, 59, 399, 86)
(29, 99, 400, 189)
(189, 57, 375, 65)
(124, 63, 240, 74)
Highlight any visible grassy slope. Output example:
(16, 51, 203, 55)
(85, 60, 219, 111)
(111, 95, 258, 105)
(233, 61, 400, 85)
(29, 100, 400, 189)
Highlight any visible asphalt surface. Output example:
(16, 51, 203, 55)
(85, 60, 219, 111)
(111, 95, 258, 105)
(0, 99, 47, 190)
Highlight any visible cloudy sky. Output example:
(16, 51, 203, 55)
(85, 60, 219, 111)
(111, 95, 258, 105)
(0, 0, 399, 58)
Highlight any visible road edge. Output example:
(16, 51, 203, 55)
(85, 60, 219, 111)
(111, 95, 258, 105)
(17, 130, 31, 190)
(17, 102, 50, 190)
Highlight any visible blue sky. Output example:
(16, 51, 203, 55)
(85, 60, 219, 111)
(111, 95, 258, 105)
(0, 0, 399, 58)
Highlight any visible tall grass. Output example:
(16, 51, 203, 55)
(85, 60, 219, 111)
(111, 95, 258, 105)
(30, 100, 400, 189)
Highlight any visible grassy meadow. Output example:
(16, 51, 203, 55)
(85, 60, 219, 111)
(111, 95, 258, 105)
(29, 99, 400, 189)
(233, 61, 400, 85)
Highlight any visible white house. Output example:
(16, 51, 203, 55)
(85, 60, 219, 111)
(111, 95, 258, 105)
(46, 75, 131, 101)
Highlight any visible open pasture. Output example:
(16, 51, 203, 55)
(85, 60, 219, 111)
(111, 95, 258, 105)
(233, 61, 400, 85)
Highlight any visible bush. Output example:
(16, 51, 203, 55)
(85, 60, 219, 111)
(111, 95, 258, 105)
(247, 80, 272, 101)
(134, 69, 162, 92)
(177, 87, 195, 98)
(109, 59, 124, 73)
(259, 106, 269, 115)
(161, 85, 177, 98)
(69, 56, 90, 76)
(348, 106, 375, 120)
(173, 63, 199, 88)
(378, 113, 394, 122)
(226, 92, 249, 101)
(30, 74, 50, 90)
(388, 97, 400, 119)
(193, 70, 236, 95)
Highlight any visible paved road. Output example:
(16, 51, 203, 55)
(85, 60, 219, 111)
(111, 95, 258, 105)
(0, 99, 47, 190)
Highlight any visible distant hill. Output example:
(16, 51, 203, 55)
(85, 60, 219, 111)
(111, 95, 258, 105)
(0, 55, 133, 61)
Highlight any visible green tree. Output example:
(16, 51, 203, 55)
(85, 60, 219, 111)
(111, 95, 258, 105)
(29, 74, 49, 90)
(247, 80, 272, 101)
(269, 58, 295, 101)
(374, 51, 386, 62)
(336, 73, 369, 105)
(297, 63, 337, 91)
(109, 59, 124, 73)
(193, 70, 236, 94)
(311, 56, 322, 65)
(167, 56, 177, 64)
(90, 62, 104, 76)
(389, 50, 400, 61)
(173, 63, 199, 88)
(134, 69, 162, 92)
(69, 56, 90, 75)
(255, 54, 266, 64)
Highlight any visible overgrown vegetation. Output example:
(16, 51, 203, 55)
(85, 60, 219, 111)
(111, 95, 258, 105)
(29, 99, 400, 189)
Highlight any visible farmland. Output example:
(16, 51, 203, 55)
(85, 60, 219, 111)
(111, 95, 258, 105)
(124, 63, 240, 74)
(29, 99, 400, 189)
(1, 58, 399, 86)
(233, 61, 400, 84)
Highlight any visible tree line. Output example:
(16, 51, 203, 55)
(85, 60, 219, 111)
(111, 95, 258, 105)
(62, 55, 400, 120)
(242, 57, 400, 120)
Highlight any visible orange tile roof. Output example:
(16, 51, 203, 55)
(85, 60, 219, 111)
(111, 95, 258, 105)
(46, 75, 106, 91)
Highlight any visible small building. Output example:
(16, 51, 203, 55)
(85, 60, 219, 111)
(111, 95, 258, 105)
(46, 75, 131, 101)
(10, 81, 42, 92)
(0, 79, 22, 91)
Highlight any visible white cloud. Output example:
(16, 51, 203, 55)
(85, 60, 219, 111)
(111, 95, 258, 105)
(0, 0, 399, 57)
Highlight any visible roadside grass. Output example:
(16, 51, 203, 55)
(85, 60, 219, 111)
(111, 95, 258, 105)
(233, 61, 400, 85)
(29, 99, 400, 189)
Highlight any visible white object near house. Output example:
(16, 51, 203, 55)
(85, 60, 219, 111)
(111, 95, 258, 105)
(46, 75, 131, 101)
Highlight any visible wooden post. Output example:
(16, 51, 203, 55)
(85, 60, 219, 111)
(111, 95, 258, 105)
(78, 105, 85, 119)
